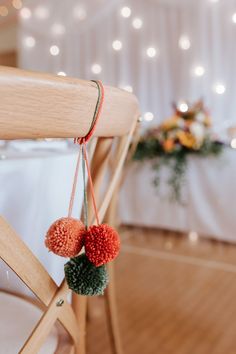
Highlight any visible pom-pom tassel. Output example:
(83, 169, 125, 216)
(45, 217, 85, 258)
(85, 224, 120, 267)
(64, 253, 109, 296)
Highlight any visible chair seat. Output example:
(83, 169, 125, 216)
(0, 291, 58, 354)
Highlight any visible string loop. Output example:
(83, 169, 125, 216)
(69, 80, 104, 226)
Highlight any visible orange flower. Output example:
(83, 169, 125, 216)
(161, 116, 179, 131)
(177, 131, 196, 149)
(204, 115, 212, 127)
(163, 139, 175, 152)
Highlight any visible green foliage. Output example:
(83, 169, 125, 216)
(133, 138, 224, 203)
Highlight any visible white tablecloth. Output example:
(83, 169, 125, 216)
(0, 144, 83, 293)
(119, 148, 236, 243)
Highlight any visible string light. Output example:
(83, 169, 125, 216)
(73, 5, 87, 20)
(112, 40, 122, 51)
(0, 6, 8, 17)
(23, 36, 36, 48)
(146, 47, 157, 58)
(20, 7, 31, 19)
(232, 13, 236, 24)
(91, 64, 102, 74)
(50, 45, 60, 56)
(57, 71, 67, 76)
(178, 102, 189, 113)
(231, 139, 236, 149)
(34, 6, 49, 20)
(12, 0, 22, 10)
(213, 83, 226, 94)
(179, 35, 191, 50)
(144, 112, 154, 121)
(51, 23, 66, 35)
(121, 6, 131, 18)
(193, 65, 205, 77)
(132, 18, 143, 29)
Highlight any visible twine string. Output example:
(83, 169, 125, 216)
(82, 143, 100, 226)
(68, 146, 82, 218)
(69, 80, 104, 226)
(82, 146, 89, 229)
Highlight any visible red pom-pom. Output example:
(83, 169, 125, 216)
(45, 217, 85, 258)
(84, 224, 120, 267)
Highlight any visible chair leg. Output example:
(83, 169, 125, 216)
(72, 294, 87, 354)
(104, 262, 123, 354)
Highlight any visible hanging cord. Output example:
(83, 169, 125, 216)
(68, 146, 82, 218)
(82, 143, 100, 225)
(74, 80, 104, 145)
(70, 80, 104, 225)
(82, 150, 89, 229)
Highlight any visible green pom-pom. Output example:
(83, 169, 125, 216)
(64, 253, 109, 296)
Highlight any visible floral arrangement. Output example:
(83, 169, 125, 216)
(134, 101, 224, 202)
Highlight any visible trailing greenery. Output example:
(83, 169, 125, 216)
(133, 137, 224, 203)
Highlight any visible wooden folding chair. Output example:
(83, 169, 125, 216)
(0, 66, 140, 354)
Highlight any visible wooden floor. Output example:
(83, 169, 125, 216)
(87, 226, 236, 354)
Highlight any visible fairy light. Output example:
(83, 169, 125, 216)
(57, 71, 67, 76)
(12, 0, 22, 10)
(112, 40, 122, 51)
(213, 83, 226, 94)
(51, 23, 66, 35)
(178, 102, 189, 113)
(121, 6, 131, 18)
(0, 6, 8, 17)
(34, 6, 49, 19)
(91, 64, 102, 74)
(232, 13, 236, 23)
(20, 7, 31, 19)
(193, 65, 205, 77)
(73, 5, 87, 20)
(50, 45, 60, 56)
(23, 36, 36, 48)
(179, 35, 191, 50)
(144, 112, 154, 121)
(231, 138, 236, 149)
(146, 47, 157, 58)
(132, 18, 143, 29)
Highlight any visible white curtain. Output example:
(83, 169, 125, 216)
(19, 0, 236, 126)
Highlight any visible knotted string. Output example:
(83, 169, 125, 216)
(68, 80, 104, 227)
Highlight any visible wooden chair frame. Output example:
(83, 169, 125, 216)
(0, 66, 140, 354)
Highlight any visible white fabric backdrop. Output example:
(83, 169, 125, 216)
(19, 0, 236, 127)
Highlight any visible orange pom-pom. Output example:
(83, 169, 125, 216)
(84, 224, 120, 267)
(45, 217, 85, 258)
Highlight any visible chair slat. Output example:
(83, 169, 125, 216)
(0, 217, 79, 342)
(0, 66, 140, 140)
(20, 280, 78, 354)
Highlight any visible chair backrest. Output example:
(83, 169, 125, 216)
(0, 66, 140, 353)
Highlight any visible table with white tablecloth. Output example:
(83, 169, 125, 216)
(119, 148, 236, 243)
(0, 142, 83, 293)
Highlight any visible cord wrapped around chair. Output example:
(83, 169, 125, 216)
(45, 80, 121, 296)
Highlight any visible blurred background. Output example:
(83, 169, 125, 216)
(1, 0, 236, 353)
